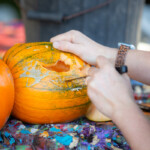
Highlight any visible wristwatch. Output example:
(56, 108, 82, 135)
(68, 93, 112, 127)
(115, 42, 135, 74)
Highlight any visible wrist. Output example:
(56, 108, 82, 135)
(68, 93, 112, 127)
(105, 47, 118, 65)
(97, 44, 118, 66)
(112, 100, 142, 124)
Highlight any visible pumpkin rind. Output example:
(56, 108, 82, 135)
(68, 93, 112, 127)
(3, 42, 90, 124)
(0, 60, 14, 129)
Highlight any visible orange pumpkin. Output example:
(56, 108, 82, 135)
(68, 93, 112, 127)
(0, 60, 14, 129)
(3, 42, 90, 124)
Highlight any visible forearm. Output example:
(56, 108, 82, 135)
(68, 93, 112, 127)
(113, 103, 150, 150)
(87, 55, 150, 149)
(101, 46, 150, 85)
(126, 50, 150, 85)
(51, 30, 150, 84)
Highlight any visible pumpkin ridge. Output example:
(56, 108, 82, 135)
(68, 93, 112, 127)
(17, 97, 88, 101)
(8, 47, 49, 66)
(14, 101, 91, 110)
(15, 94, 88, 102)
(3, 44, 22, 63)
(12, 106, 88, 124)
(5, 44, 29, 65)
(5, 42, 52, 65)
(11, 50, 51, 71)
(14, 85, 86, 91)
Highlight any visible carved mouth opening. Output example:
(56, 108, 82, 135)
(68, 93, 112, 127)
(42, 60, 70, 72)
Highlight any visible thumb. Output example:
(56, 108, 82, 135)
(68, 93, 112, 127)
(96, 56, 112, 69)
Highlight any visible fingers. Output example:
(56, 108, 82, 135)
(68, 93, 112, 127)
(85, 69, 100, 85)
(96, 56, 129, 78)
(51, 31, 73, 43)
(87, 78, 112, 116)
(85, 67, 98, 85)
(52, 41, 80, 55)
(96, 56, 112, 69)
(87, 67, 98, 76)
(50, 30, 81, 43)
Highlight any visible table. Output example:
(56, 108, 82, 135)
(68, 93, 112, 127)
(0, 117, 130, 150)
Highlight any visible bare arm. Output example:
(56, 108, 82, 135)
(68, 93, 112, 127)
(126, 50, 150, 85)
(51, 30, 150, 149)
(51, 30, 150, 85)
(114, 104, 150, 150)
(87, 56, 150, 150)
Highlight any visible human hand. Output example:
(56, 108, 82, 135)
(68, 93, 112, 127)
(86, 56, 136, 121)
(50, 30, 117, 65)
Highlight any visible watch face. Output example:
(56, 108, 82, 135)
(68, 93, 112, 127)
(118, 42, 135, 50)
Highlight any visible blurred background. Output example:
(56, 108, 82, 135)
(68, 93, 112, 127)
(0, 0, 150, 105)
(0, 0, 150, 52)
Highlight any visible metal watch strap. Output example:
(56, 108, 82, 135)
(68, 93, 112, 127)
(115, 43, 135, 67)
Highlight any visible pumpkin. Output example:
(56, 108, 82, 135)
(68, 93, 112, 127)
(86, 103, 111, 122)
(3, 42, 90, 124)
(0, 60, 14, 129)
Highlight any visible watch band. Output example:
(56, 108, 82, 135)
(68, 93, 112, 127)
(115, 43, 135, 67)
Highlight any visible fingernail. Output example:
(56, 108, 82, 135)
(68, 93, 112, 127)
(53, 42, 59, 48)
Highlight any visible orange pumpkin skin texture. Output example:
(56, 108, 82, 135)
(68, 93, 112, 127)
(0, 60, 14, 129)
(3, 42, 90, 124)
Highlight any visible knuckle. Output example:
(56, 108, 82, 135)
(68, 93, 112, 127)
(59, 42, 68, 50)
(97, 55, 102, 60)
(75, 30, 81, 35)
(97, 56, 104, 62)
(63, 42, 69, 49)
(70, 30, 81, 36)
(69, 30, 77, 34)
(69, 30, 76, 42)
(69, 30, 81, 42)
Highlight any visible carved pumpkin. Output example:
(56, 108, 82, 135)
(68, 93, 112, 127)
(3, 42, 90, 124)
(0, 60, 14, 129)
